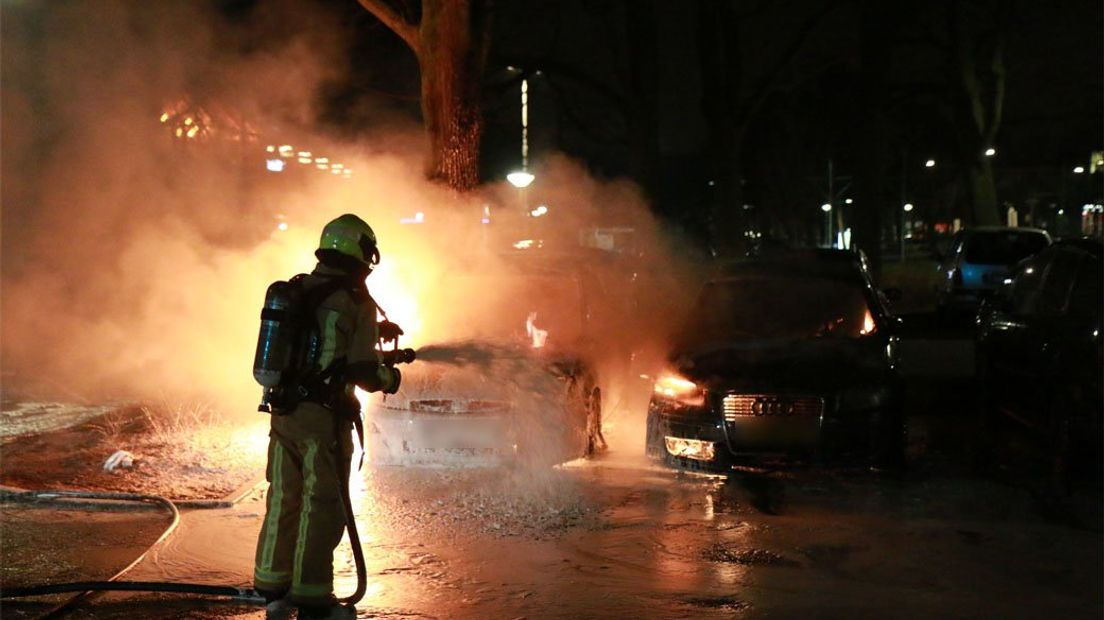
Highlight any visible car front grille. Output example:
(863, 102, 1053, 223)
(722, 394, 824, 420)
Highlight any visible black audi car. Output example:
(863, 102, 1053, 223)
(975, 238, 1103, 481)
(645, 250, 904, 470)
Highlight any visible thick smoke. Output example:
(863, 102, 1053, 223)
(1, 1, 697, 457)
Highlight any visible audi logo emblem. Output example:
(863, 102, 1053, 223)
(751, 397, 795, 416)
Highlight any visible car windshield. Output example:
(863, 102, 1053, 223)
(964, 231, 1048, 265)
(434, 273, 584, 349)
(681, 275, 874, 344)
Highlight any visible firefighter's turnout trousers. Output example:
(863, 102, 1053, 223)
(253, 401, 353, 605)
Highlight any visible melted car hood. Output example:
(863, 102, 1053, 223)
(674, 338, 888, 393)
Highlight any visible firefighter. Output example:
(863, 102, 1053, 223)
(254, 214, 401, 620)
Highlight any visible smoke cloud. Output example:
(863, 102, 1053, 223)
(1, 0, 698, 456)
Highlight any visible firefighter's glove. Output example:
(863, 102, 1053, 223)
(383, 367, 402, 394)
(378, 320, 404, 342)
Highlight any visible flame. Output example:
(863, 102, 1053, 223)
(367, 257, 421, 346)
(860, 309, 876, 335)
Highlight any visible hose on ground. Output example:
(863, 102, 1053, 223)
(0, 489, 265, 618)
(0, 428, 369, 614)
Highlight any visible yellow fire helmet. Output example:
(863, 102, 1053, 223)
(317, 213, 380, 269)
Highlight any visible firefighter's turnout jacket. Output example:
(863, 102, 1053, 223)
(253, 263, 399, 605)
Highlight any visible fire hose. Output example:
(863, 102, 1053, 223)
(0, 431, 374, 617)
(0, 489, 264, 618)
(0, 354, 418, 617)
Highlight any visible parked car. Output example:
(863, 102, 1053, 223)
(935, 227, 1051, 319)
(975, 238, 1103, 481)
(367, 249, 610, 467)
(645, 249, 905, 471)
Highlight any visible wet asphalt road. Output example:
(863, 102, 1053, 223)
(9, 326, 1103, 619)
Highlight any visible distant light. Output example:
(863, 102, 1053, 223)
(481, 218, 491, 224)
(821, 203, 832, 212)
(513, 239, 535, 249)
(183, 117, 194, 126)
(416, 212, 424, 222)
(1058, 209, 1064, 215)
(297, 151, 312, 158)
(844, 198, 853, 205)
(277, 222, 289, 231)
(984, 147, 996, 157)
(278, 145, 293, 153)
(266, 145, 276, 153)
(708, 180, 716, 187)
(316, 163, 329, 170)
(298, 157, 312, 164)
(266, 159, 285, 172)
(186, 125, 199, 138)
(530, 205, 548, 217)
(399, 212, 425, 225)
(315, 157, 329, 164)
(507, 170, 535, 188)
(925, 159, 936, 168)
(1073, 166, 1085, 174)
(903, 203, 914, 212)
(159, 112, 170, 123)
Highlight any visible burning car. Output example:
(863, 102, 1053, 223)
(645, 250, 905, 471)
(366, 250, 610, 467)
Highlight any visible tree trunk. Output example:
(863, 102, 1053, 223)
(697, 1, 745, 256)
(853, 1, 897, 279)
(418, 0, 488, 191)
(949, 1, 1006, 225)
(969, 156, 999, 225)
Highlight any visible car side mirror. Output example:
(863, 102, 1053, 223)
(882, 287, 903, 303)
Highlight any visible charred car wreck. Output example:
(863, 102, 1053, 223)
(367, 249, 614, 466)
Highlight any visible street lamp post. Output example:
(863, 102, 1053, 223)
(507, 75, 534, 213)
(821, 203, 833, 247)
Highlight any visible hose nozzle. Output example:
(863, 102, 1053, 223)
(381, 348, 416, 365)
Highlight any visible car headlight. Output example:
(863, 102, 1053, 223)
(653, 372, 706, 407)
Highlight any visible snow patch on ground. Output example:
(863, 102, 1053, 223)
(0, 402, 115, 439)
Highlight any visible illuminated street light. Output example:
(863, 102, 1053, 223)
(844, 198, 853, 205)
(1073, 166, 1085, 174)
(821, 203, 832, 212)
(507, 170, 535, 188)
(925, 159, 936, 168)
(530, 205, 548, 217)
(984, 147, 997, 157)
(903, 203, 914, 212)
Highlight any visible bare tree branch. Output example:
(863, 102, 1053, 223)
(735, 0, 836, 139)
(356, 0, 421, 56)
(984, 1, 1009, 144)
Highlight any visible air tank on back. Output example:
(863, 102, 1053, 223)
(254, 280, 294, 389)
